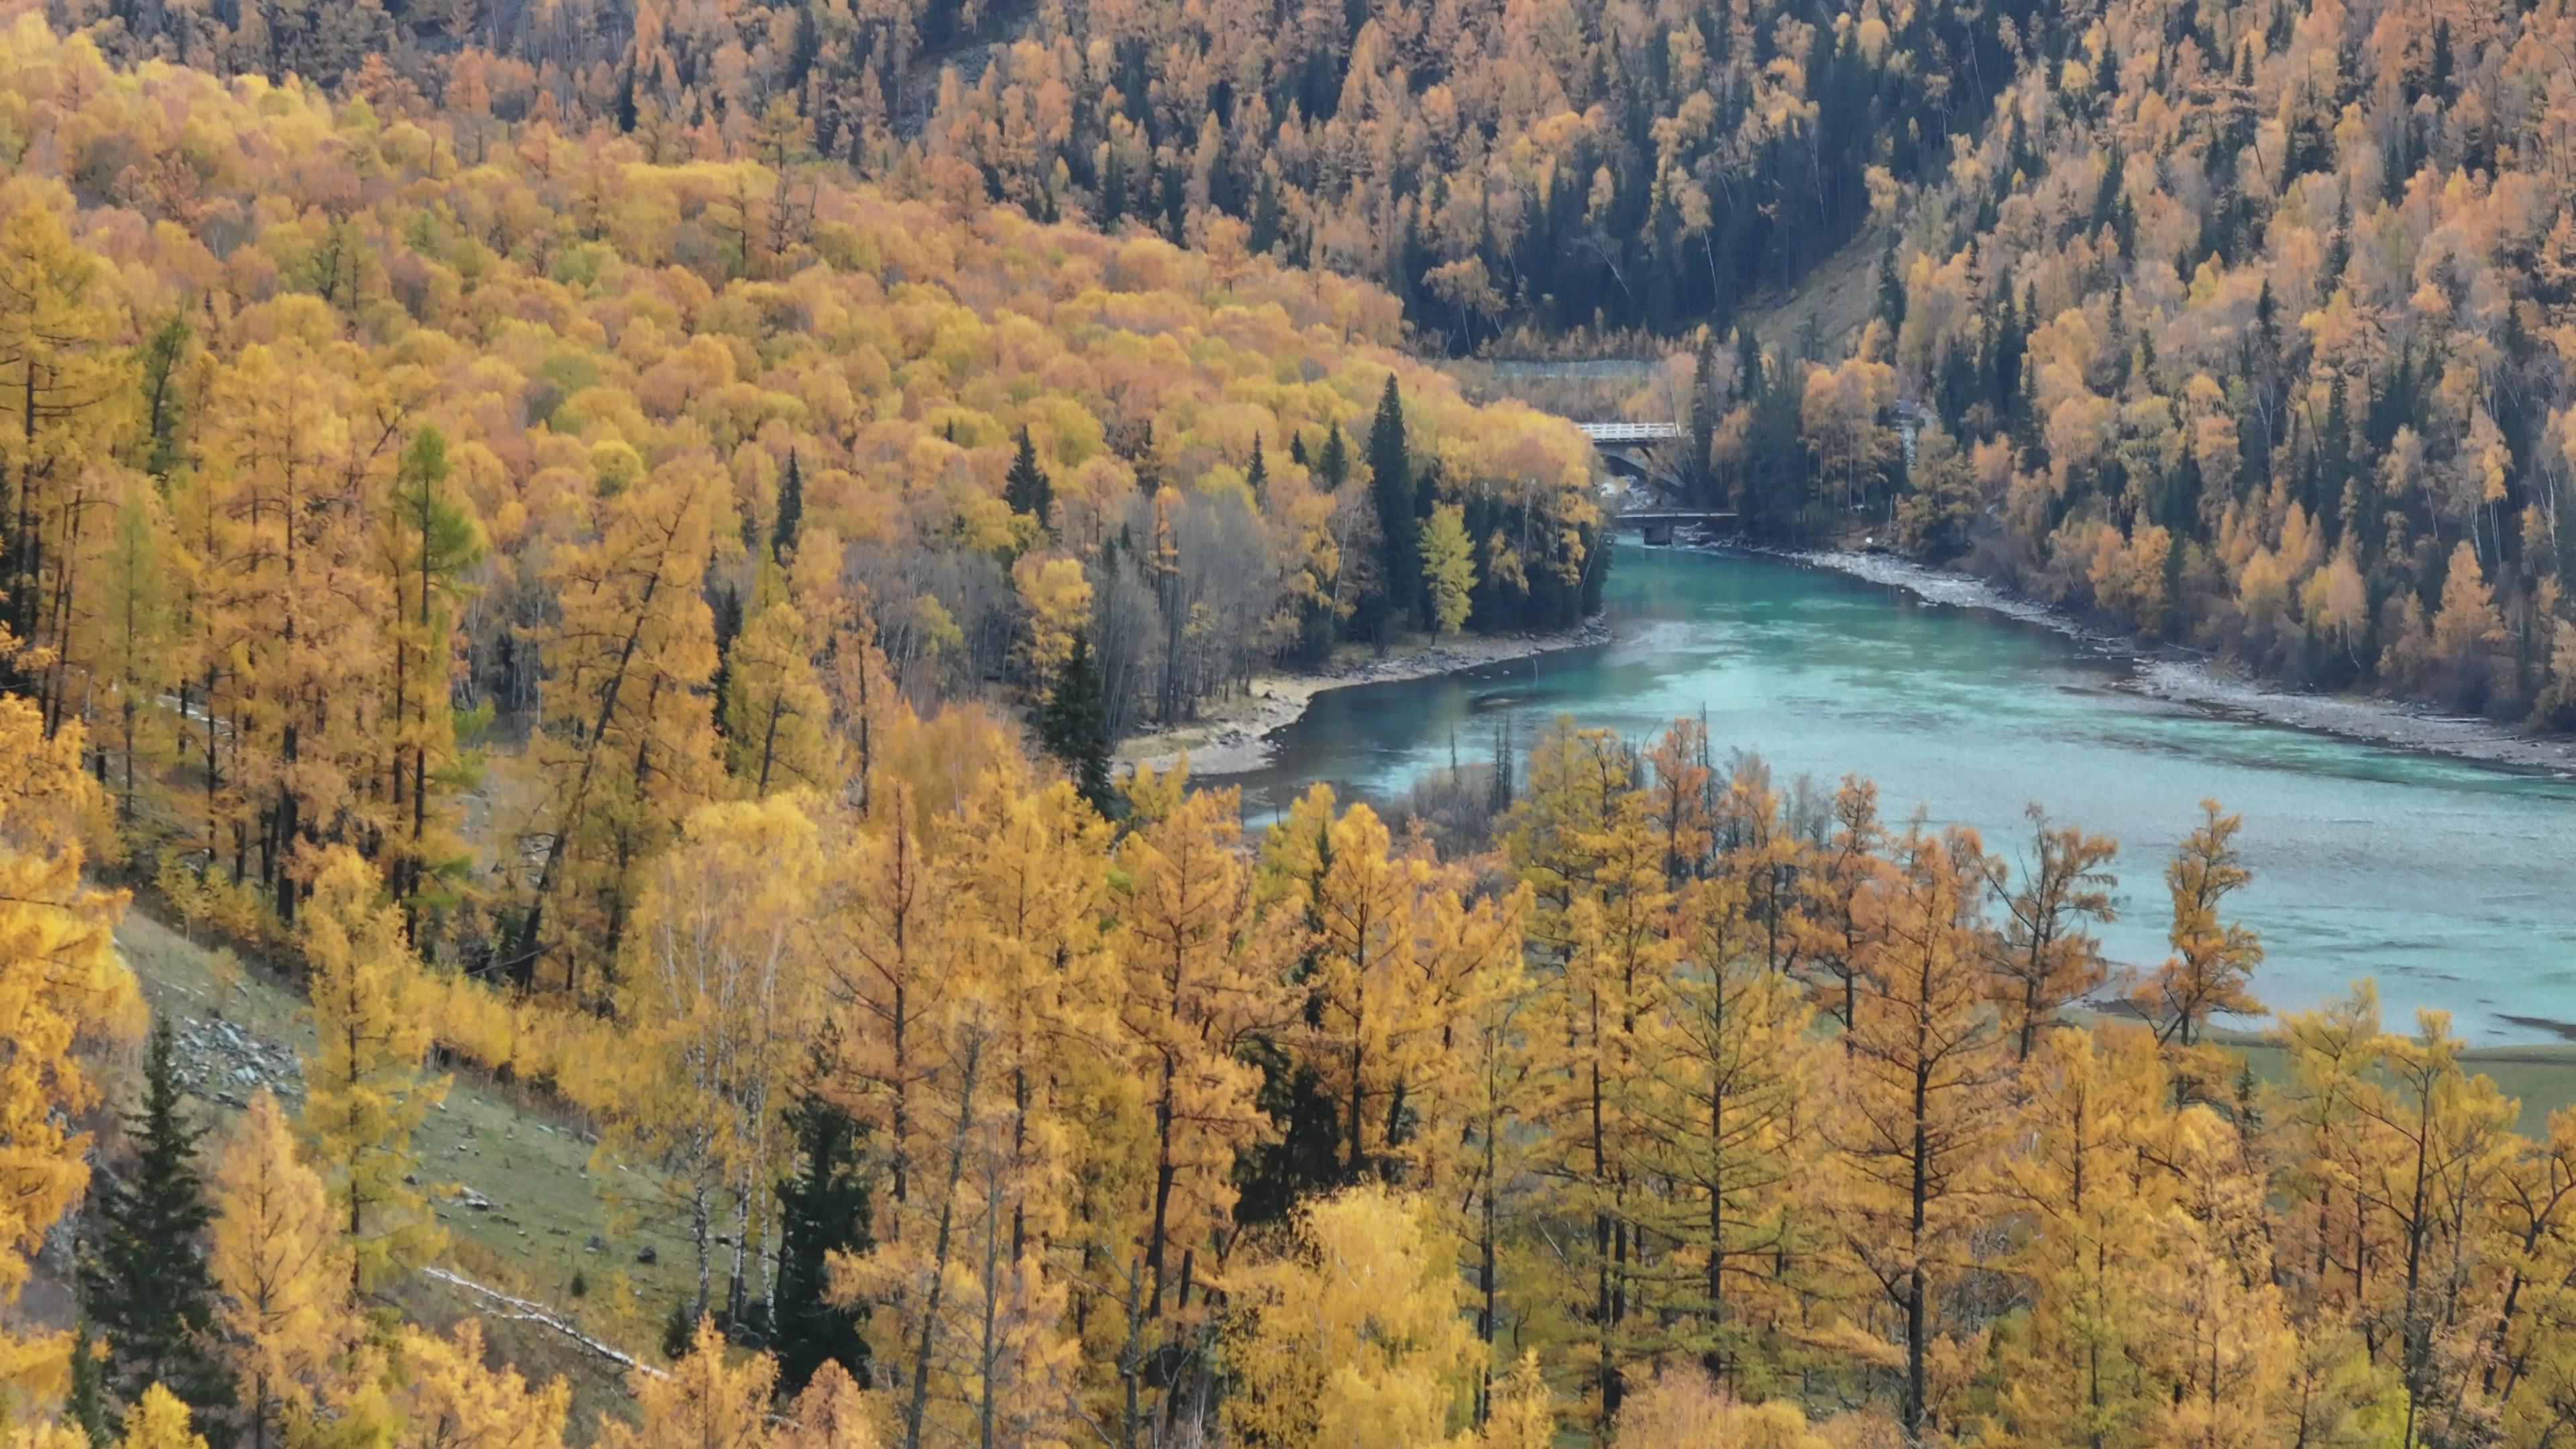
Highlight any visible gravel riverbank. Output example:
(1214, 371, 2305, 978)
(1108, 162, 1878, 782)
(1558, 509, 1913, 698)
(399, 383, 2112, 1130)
(1795, 547, 2576, 776)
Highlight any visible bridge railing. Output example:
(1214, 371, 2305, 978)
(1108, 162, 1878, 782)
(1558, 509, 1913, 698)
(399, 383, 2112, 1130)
(1577, 421, 1684, 443)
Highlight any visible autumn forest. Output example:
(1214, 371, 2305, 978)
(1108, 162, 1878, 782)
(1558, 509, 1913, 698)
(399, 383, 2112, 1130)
(3, 0, 2575, 1445)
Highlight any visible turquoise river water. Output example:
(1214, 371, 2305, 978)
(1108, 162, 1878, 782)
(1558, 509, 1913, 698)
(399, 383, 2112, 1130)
(1210, 544, 2576, 1044)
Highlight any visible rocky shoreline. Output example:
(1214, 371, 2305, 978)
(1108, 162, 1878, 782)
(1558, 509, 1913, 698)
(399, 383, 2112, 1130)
(1120, 619, 1615, 775)
(1793, 547, 2576, 777)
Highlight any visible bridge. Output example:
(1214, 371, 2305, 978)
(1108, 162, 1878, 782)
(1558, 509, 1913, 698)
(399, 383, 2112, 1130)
(1621, 509, 1736, 545)
(1576, 420, 1686, 496)
(1568, 420, 1735, 539)
(1576, 421, 1686, 444)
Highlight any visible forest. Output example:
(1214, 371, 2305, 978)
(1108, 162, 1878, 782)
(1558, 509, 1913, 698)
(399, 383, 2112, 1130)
(1658, 0, 2576, 726)
(1, 0, 2575, 1446)
(57, 0, 2046, 347)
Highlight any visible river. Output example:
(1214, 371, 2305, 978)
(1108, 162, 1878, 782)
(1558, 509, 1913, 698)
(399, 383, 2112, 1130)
(1209, 543, 2576, 1045)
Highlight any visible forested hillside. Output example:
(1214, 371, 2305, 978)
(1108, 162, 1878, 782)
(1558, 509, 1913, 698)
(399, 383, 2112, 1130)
(3, 3, 2576, 1449)
(1672, 0, 2576, 725)
(0, 11, 1602, 983)
(60, 0, 2053, 346)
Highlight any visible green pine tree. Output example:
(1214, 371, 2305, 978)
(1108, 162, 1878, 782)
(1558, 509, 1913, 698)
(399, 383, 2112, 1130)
(1877, 239, 1906, 332)
(1733, 325, 1764, 403)
(773, 1093, 873, 1392)
(1366, 375, 1418, 635)
(1005, 427, 1053, 528)
(137, 315, 190, 483)
(772, 449, 805, 561)
(708, 583, 745, 739)
(1313, 423, 1346, 488)
(67, 1320, 109, 1448)
(1039, 633, 1114, 812)
(1686, 339, 1718, 498)
(1249, 170, 1284, 254)
(83, 1019, 233, 1434)
(1245, 434, 1267, 502)
(1740, 354, 1808, 539)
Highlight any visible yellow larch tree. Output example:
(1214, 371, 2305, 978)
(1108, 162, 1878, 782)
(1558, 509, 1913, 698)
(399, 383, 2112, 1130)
(1447, 924, 1542, 1412)
(930, 765, 1112, 1444)
(297, 845, 449, 1291)
(389, 1322, 570, 1449)
(820, 801, 948, 1215)
(2487, 1107, 2576, 1448)
(209, 1089, 352, 1449)
(2347, 1006, 2520, 1443)
(516, 459, 726, 1004)
(1520, 743, 1671, 1427)
(934, 761, 1112, 1223)
(1827, 824, 2007, 1443)
(1009, 553, 1091, 684)
(1105, 780, 1298, 1434)
(1475, 1352, 1557, 1449)
(0, 197, 132, 739)
(82, 475, 178, 826)
(2131, 800, 2263, 1103)
(115, 1384, 206, 1449)
(597, 1320, 773, 1449)
(1634, 867, 1817, 1392)
(1795, 776, 1889, 1038)
(2265, 987, 2399, 1393)
(1273, 792, 1523, 1185)
(2135, 1106, 2298, 1448)
(1419, 502, 1476, 637)
(0, 698, 139, 1406)
(197, 338, 393, 927)
(1222, 1184, 1480, 1449)
(374, 425, 486, 929)
(162, 431, 256, 890)
(1982, 806, 2118, 1061)
(1607, 1365, 1828, 1449)
(1985, 1024, 2172, 1448)
(840, 983, 1077, 1449)
(1715, 756, 1813, 977)
(1499, 720, 1638, 962)
(772, 1362, 882, 1449)
(1642, 716, 1719, 885)
(723, 592, 839, 798)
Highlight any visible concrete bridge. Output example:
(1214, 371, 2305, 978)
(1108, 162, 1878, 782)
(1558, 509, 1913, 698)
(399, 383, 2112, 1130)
(1622, 508, 1736, 545)
(1570, 423, 1735, 540)
(1576, 420, 1686, 496)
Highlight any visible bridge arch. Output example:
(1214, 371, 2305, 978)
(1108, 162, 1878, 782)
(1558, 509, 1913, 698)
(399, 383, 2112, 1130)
(1576, 421, 1686, 496)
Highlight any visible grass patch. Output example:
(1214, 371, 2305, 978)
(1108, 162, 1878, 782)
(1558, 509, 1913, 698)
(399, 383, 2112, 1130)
(115, 909, 708, 1391)
(2221, 1032, 2576, 1137)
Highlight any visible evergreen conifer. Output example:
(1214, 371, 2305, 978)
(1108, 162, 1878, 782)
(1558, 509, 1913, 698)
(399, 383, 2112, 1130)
(1366, 376, 1417, 634)
(773, 1095, 873, 1392)
(1039, 633, 1114, 812)
(1004, 427, 1053, 528)
(83, 1020, 233, 1431)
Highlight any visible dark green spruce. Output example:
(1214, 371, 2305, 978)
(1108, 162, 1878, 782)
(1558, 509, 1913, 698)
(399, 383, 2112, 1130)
(1039, 633, 1114, 813)
(1005, 427, 1053, 529)
(1366, 376, 1417, 637)
(66, 1321, 109, 1448)
(82, 1018, 234, 1434)
(772, 1094, 874, 1392)
(772, 449, 805, 561)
